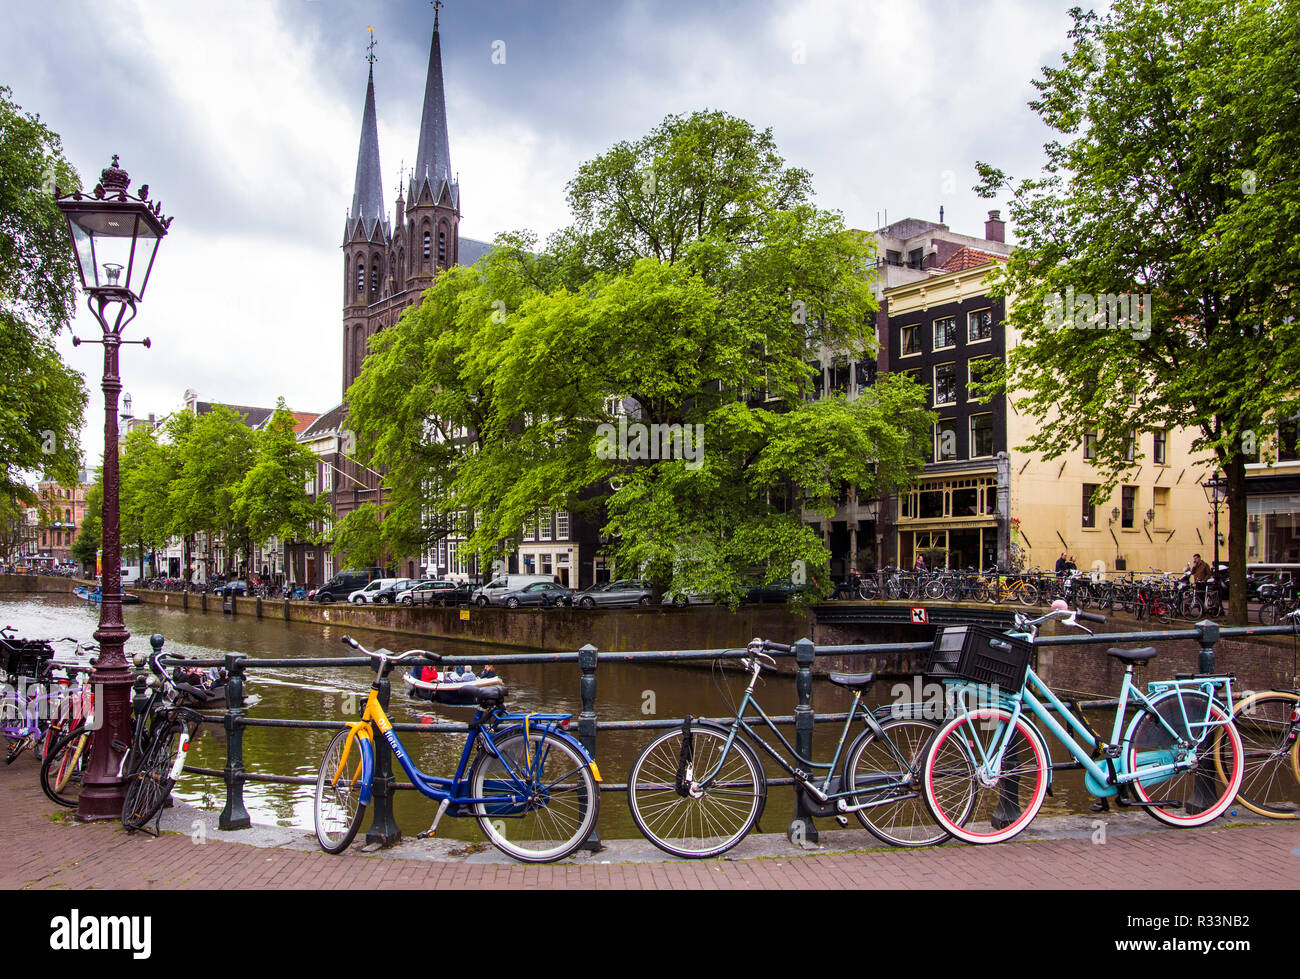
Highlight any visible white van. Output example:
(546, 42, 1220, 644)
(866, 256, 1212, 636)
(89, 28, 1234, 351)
(348, 578, 401, 604)
(473, 574, 558, 607)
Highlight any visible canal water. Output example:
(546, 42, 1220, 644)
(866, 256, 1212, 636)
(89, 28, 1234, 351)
(2, 594, 1108, 845)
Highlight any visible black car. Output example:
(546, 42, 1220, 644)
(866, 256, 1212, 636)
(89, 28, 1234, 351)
(313, 567, 386, 604)
(399, 580, 474, 606)
(741, 581, 815, 604)
(370, 578, 422, 605)
(212, 580, 248, 597)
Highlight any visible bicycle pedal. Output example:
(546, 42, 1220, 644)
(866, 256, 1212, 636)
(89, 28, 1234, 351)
(834, 815, 849, 828)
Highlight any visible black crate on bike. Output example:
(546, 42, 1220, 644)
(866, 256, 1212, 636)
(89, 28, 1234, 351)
(0, 638, 55, 681)
(926, 625, 1034, 690)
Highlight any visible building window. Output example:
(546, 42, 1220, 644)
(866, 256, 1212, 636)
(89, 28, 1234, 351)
(1280, 419, 1300, 462)
(370, 262, 379, 293)
(1083, 429, 1098, 461)
(1153, 487, 1170, 529)
(933, 316, 958, 350)
(556, 510, 570, 539)
(1121, 485, 1137, 528)
(1153, 428, 1167, 465)
(970, 414, 994, 458)
(355, 262, 364, 293)
(1082, 484, 1099, 528)
(1124, 428, 1137, 463)
(523, 514, 536, 542)
(968, 309, 993, 343)
(935, 419, 958, 462)
(422, 230, 431, 264)
(854, 360, 877, 389)
(901, 325, 922, 356)
(934, 364, 957, 406)
(438, 230, 447, 264)
(968, 357, 995, 398)
(540, 508, 553, 542)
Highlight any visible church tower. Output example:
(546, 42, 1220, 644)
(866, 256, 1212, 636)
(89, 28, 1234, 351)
(342, 33, 390, 395)
(403, 4, 461, 294)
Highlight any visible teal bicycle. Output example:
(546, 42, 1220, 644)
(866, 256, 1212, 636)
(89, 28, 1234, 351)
(919, 605, 1245, 844)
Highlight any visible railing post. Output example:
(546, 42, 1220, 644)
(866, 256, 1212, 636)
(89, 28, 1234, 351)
(218, 652, 251, 830)
(1195, 619, 1219, 674)
(578, 643, 602, 852)
(788, 636, 819, 845)
(365, 672, 401, 846)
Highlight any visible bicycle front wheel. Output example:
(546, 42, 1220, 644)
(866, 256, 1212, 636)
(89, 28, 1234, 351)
(40, 725, 89, 808)
(921, 707, 1050, 845)
(314, 728, 368, 854)
(122, 723, 181, 831)
(846, 714, 954, 847)
(470, 729, 600, 863)
(627, 724, 764, 858)
(1228, 690, 1300, 819)
(1127, 691, 1242, 828)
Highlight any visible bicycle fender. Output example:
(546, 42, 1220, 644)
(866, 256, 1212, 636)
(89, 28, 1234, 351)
(492, 724, 603, 781)
(354, 733, 376, 807)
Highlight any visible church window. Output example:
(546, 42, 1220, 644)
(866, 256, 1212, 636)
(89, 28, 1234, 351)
(438, 230, 447, 264)
(355, 261, 364, 294)
(370, 261, 379, 293)
(422, 229, 431, 265)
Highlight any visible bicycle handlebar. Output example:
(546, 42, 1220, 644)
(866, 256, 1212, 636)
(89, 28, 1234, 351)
(340, 635, 442, 663)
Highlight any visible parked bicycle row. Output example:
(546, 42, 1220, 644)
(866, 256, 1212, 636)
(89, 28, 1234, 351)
(7, 607, 1298, 862)
(855, 564, 1297, 625)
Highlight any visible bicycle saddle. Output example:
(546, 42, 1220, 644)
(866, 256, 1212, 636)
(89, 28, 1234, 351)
(828, 672, 875, 691)
(1106, 647, 1157, 664)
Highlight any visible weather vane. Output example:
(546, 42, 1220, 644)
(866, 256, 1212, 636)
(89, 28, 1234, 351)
(432, 0, 443, 28)
(366, 26, 378, 64)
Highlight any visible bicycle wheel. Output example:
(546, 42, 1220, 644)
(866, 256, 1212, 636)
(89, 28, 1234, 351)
(40, 724, 89, 808)
(314, 728, 368, 854)
(845, 714, 955, 847)
(122, 722, 181, 832)
(925, 579, 946, 601)
(626, 724, 764, 858)
(470, 728, 599, 863)
(1228, 690, 1300, 819)
(1017, 583, 1040, 607)
(921, 706, 1050, 845)
(858, 578, 879, 600)
(1259, 601, 1279, 627)
(1126, 691, 1242, 828)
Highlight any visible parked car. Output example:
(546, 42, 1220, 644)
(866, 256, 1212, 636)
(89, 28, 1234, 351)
(473, 574, 558, 607)
(498, 581, 574, 609)
(212, 579, 248, 597)
(573, 579, 653, 609)
(741, 581, 814, 604)
(399, 580, 474, 606)
(313, 567, 386, 604)
(348, 578, 403, 604)
(368, 578, 421, 605)
(661, 590, 715, 607)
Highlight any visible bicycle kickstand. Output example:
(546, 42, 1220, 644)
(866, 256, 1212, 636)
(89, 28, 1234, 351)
(417, 798, 451, 839)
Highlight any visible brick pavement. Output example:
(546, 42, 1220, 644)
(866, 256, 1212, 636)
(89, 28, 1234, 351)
(3, 757, 1298, 889)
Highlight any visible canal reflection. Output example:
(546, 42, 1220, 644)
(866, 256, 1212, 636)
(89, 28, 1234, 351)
(2, 594, 1101, 845)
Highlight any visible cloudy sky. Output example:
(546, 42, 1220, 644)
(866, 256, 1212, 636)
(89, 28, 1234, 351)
(5, 0, 1090, 467)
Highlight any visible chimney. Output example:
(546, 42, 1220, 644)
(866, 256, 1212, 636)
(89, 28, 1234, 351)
(985, 209, 1006, 243)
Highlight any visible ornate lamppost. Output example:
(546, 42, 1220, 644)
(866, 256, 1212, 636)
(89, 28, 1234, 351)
(1202, 471, 1227, 574)
(56, 156, 171, 820)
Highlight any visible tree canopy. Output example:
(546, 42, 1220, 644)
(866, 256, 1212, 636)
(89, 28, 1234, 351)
(972, 0, 1300, 621)
(344, 110, 933, 601)
(0, 86, 87, 500)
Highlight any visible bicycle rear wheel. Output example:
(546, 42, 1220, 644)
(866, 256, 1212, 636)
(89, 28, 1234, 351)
(470, 729, 600, 863)
(40, 724, 89, 808)
(314, 728, 368, 853)
(627, 724, 764, 858)
(1228, 691, 1300, 819)
(921, 707, 1050, 845)
(1127, 691, 1242, 827)
(122, 722, 181, 832)
(846, 715, 955, 847)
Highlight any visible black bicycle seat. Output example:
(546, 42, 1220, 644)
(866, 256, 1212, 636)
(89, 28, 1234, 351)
(1106, 647, 1157, 665)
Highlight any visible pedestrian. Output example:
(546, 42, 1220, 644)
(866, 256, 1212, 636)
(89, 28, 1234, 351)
(1055, 552, 1068, 575)
(1065, 555, 1078, 572)
(1190, 552, 1211, 606)
(914, 553, 928, 574)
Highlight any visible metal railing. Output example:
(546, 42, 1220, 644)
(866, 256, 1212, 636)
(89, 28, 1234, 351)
(161, 616, 1300, 851)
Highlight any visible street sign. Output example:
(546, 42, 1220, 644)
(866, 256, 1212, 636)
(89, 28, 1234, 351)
(911, 607, 928, 625)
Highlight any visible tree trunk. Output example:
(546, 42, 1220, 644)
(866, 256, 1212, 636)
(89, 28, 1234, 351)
(1225, 454, 1249, 625)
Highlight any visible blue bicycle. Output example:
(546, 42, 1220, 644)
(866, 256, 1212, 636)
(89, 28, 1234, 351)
(314, 637, 601, 863)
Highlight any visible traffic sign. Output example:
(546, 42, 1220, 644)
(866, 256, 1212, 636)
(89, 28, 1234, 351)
(911, 607, 928, 625)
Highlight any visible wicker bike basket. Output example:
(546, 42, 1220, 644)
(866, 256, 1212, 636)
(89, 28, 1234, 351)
(926, 625, 1034, 690)
(0, 638, 55, 682)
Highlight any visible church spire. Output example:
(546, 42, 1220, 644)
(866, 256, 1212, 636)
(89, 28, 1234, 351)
(345, 29, 390, 244)
(410, 4, 457, 208)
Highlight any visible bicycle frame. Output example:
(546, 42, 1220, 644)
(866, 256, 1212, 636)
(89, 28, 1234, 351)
(332, 686, 600, 814)
(696, 666, 917, 809)
(943, 665, 1235, 797)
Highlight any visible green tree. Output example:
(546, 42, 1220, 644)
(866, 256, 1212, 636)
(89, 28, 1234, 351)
(0, 86, 87, 498)
(347, 110, 933, 601)
(167, 405, 256, 576)
(972, 0, 1300, 622)
(234, 399, 328, 553)
(328, 502, 387, 571)
(120, 426, 173, 578)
